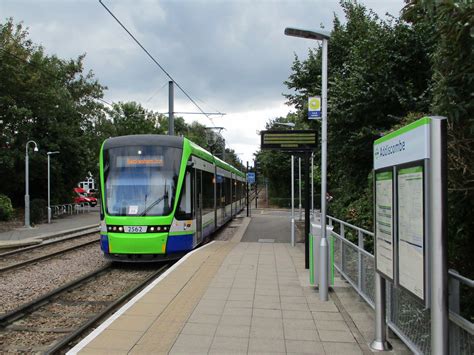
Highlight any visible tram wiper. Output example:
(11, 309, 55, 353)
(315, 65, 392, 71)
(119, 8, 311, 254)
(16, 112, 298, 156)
(139, 191, 168, 216)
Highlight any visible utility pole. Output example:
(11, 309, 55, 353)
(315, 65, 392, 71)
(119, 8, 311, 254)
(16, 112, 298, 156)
(291, 155, 295, 246)
(255, 160, 258, 209)
(299, 157, 302, 220)
(168, 81, 174, 136)
(222, 139, 226, 162)
(311, 152, 314, 219)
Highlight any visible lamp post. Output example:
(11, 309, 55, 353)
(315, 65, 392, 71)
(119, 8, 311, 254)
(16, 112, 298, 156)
(25, 140, 39, 228)
(47, 151, 60, 223)
(285, 27, 330, 301)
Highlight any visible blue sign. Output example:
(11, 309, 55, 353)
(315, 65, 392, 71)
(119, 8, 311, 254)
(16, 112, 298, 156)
(247, 172, 256, 184)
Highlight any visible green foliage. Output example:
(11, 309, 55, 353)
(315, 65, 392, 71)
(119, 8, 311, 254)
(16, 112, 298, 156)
(30, 198, 46, 224)
(280, 1, 434, 228)
(0, 19, 243, 215)
(402, 0, 474, 278)
(0, 194, 14, 221)
(0, 19, 106, 205)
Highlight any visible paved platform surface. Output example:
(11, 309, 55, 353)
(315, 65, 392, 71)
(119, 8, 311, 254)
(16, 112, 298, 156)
(0, 210, 99, 244)
(69, 212, 410, 355)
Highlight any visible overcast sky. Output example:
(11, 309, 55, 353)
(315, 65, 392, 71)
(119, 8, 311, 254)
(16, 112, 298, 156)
(2, 0, 404, 163)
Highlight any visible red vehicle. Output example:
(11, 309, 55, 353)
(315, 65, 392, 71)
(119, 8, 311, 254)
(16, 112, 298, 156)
(74, 187, 98, 207)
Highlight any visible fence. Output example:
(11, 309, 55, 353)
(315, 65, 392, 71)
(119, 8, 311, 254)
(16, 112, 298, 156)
(50, 203, 93, 219)
(327, 215, 474, 355)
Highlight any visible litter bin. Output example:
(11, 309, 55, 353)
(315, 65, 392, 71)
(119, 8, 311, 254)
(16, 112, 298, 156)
(309, 221, 334, 287)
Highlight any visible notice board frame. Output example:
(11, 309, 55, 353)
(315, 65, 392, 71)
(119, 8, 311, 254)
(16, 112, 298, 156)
(395, 159, 429, 303)
(373, 167, 395, 283)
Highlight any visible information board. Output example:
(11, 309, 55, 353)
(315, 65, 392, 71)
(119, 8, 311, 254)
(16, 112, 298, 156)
(397, 165, 425, 299)
(375, 171, 394, 280)
(246, 172, 255, 184)
(260, 130, 317, 151)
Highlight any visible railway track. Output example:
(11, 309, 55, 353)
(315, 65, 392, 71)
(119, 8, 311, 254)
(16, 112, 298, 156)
(0, 231, 100, 273)
(0, 263, 170, 354)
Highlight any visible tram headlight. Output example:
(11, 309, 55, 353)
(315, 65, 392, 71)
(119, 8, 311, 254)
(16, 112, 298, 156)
(150, 227, 155, 232)
(118, 226, 123, 232)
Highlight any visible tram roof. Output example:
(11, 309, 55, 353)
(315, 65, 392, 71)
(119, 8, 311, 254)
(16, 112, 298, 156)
(103, 135, 184, 149)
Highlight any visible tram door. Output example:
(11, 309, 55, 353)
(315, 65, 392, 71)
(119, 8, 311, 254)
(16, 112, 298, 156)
(194, 169, 203, 244)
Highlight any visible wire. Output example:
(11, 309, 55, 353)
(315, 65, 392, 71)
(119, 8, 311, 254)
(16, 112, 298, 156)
(145, 81, 168, 103)
(98, 0, 222, 125)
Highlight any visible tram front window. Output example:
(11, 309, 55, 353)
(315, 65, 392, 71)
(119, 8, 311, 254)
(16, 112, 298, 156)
(104, 145, 182, 216)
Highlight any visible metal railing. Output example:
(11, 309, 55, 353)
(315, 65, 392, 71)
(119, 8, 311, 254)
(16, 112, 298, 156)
(327, 215, 474, 355)
(51, 203, 92, 219)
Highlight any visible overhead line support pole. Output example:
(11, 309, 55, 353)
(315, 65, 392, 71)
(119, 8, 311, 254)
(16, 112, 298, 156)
(304, 151, 311, 269)
(168, 81, 174, 136)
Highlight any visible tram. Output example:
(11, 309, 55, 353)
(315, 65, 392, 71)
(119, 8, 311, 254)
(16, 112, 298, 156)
(98, 135, 246, 261)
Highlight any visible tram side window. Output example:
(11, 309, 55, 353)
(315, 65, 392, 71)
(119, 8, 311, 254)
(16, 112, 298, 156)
(202, 170, 214, 214)
(176, 171, 192, 220)
(233, 180, 238, 202)
(216, 175, 223, 207)
(224, 177, 231, 205)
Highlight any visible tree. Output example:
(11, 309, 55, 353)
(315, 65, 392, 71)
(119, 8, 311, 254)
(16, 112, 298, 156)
(0, 19, 106, 205)
(284, 0, 433, 229)
(403, 0, 474, 277)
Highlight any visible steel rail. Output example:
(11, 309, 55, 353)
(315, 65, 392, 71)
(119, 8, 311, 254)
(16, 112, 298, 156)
(0, 239, 99, 273)
(45, 264, 170, 354)
(0, 264, 112, 325)
(0, 227, 99, 258)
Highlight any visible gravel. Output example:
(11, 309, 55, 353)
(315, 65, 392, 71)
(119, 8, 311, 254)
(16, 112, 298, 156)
(0, 233, 99, 268)
(0, 266, 159, 353)
(0, 244, 108, 314)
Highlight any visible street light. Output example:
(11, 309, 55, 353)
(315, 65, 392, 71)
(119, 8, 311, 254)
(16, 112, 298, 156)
(47, 151, 60, 224)
(285, 27, 330, 301)
(25, 140, 39, 228)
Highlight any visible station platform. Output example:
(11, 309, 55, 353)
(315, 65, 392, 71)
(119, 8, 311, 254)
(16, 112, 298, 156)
(68, 210, 410, 355)
(0, 210, 99, 248)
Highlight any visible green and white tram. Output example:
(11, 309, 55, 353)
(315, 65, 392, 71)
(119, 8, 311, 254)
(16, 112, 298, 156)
(99, 135, 246, 261)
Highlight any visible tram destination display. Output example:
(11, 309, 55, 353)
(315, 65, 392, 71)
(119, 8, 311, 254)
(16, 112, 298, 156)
(397, 165, 425, 299)
(375, 171, 394, 280)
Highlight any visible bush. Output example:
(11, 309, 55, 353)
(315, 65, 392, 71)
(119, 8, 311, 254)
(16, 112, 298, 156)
(0, 194, 14, 221)
(30, 199, 47, 225)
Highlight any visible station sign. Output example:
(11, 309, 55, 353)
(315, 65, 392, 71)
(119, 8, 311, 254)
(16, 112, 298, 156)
(373, 117, 430, 302)
(308, 96, 321, 119)
(260, 130, 317, 152)
(246, 172, 256, 184)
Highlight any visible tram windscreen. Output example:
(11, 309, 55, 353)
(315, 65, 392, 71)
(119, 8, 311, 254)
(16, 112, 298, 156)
(103, 145, 182, 216)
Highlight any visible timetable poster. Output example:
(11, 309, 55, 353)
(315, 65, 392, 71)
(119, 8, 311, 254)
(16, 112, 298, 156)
(375, 171, 394, 279)
(398, 165, 424, 300)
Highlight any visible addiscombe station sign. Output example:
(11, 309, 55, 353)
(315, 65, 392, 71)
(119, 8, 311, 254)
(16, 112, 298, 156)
(372, 116, 448, 354)
(374, 117, 430, 301)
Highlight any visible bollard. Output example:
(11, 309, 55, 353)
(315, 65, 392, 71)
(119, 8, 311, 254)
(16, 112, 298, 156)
(370, 273, 392, 351)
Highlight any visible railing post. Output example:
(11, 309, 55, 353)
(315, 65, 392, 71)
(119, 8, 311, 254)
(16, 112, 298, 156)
(449, 270, 460, 355)
(340, 223, 345, 273)
(358, 229, 363, 293)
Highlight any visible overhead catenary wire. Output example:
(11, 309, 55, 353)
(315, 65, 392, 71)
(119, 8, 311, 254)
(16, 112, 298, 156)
(98, 0, 224, 125)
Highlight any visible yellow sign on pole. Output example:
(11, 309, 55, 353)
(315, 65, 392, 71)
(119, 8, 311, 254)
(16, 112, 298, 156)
(308, 96, 321, 119)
